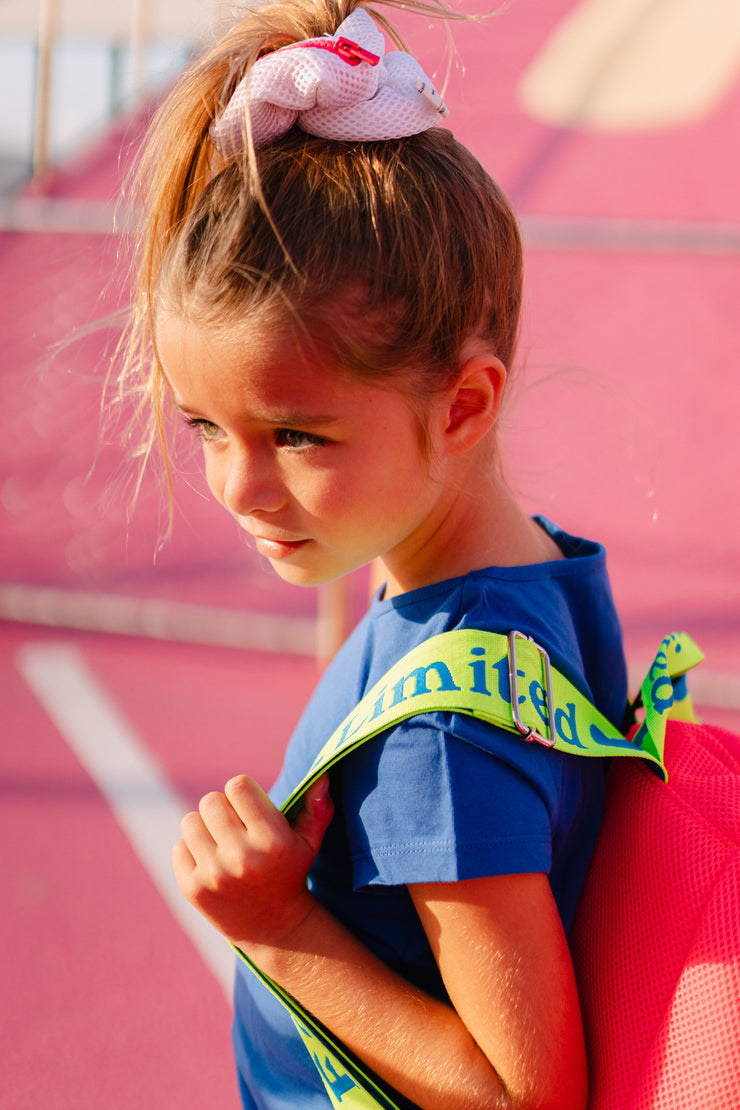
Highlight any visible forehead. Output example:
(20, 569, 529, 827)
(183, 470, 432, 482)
(156, 312, 374, 418)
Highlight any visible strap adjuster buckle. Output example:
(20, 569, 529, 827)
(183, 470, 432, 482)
(508, 631, 556, 747)
(302, 36, 380, 66)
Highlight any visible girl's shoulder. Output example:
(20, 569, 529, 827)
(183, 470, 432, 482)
(272, 520, 625, 805)
(370, 517, 621, 694)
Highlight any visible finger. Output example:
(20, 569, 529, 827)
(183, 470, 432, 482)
(197, 789, 249, 842)
(172, 838, 195, 882)
(224, 775, 280, 827)
(291, 774, 333, 855)
(180, 808, 218, 856)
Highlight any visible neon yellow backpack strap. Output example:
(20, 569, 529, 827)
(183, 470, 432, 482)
(234, 628, 703, 1109)
(282, 628, 703, 820)
(233, 948, 403, 1109)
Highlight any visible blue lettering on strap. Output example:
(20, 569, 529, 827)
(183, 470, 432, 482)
(338, 711, 370, 746)
(529, 680, 548, 725)
(389, 661, 462, 708)
(469, 648, 491, 696)
(589, 722, 642, 750)
(491, 655, 510, 703)
(648, 649, 668, 684)
(491, 656, 527, 706)
(307, 710, 370, 775)
(368, 686, 388, 723)
(554, 702, 586, 748)
(649, 675, 674, 715)
(313, 1053, 357, 1101)
(628, 720, 662, 764)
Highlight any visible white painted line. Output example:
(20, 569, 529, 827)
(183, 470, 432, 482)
(4, 196, 739, 255)
(16, 641, 235, 1001)
(0, 583, 317, 657)
(520, 0, 740, 131)
(520, 215, 740, 256)
(0, 197, 129, 235)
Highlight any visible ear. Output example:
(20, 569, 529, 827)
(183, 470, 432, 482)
(438, 354, 507, 457)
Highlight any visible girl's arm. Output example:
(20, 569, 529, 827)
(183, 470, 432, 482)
(173, 774, 587, 1110)
(408, 874, 588, 1110)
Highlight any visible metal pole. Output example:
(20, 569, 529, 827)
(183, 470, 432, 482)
(109, 41, 124, 119)
(129, 0, 150, 104)
(32, 0, 58, 178)
(317, 581, 349, 663)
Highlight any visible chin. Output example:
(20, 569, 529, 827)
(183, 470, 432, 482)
(269, 561, 338, 588)
(269, 555, 367, 589)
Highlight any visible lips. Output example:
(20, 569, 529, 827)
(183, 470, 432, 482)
(253, 535, 308, 559)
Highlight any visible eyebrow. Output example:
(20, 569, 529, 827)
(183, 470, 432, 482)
(262, 411, 341, 427)
(174, 403, 340, 427)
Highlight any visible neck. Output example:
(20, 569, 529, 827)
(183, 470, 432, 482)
(380, 463, 562, 599)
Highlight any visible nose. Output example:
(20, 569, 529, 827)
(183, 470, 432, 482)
(208, 441, 285, 518)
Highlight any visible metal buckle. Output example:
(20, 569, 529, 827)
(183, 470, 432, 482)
(508, 631, 556, 747)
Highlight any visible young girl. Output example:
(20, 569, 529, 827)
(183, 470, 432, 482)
(124, 2, 627, 1106)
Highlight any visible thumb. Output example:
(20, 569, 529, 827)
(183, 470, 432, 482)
(291, 773, 334, 854)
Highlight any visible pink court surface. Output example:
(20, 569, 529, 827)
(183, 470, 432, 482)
(2, 1, 740, 1106)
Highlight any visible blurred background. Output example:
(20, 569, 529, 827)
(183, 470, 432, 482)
(2, 1, 739, 1106)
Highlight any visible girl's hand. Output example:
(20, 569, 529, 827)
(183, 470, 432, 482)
(172, 774, 333, 949)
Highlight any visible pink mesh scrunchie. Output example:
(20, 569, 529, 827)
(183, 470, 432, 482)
(210, 7, 449, 156)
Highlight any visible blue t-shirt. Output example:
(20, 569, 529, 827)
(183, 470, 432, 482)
(232, 520, 627, 1109)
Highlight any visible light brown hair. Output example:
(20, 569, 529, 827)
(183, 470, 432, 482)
(119, 0, 522, 480)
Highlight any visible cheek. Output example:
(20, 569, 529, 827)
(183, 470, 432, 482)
(203, 451, 226, 507)
(364, 434, 431, 500)
(324, 459, 412, 529)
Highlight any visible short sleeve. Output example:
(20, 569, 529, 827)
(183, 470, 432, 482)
(341, 711, 558, 889)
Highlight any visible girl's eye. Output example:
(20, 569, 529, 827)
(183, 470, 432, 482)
(275, 428, 327, 450)
(183, 416, 223, 442)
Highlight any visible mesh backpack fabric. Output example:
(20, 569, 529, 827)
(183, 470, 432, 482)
(570, 721, 740, 1109)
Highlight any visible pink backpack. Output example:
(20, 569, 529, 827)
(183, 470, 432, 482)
(570, 719, 740, 1108)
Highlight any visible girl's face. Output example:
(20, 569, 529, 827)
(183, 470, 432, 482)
(157, 314, 453, 594)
